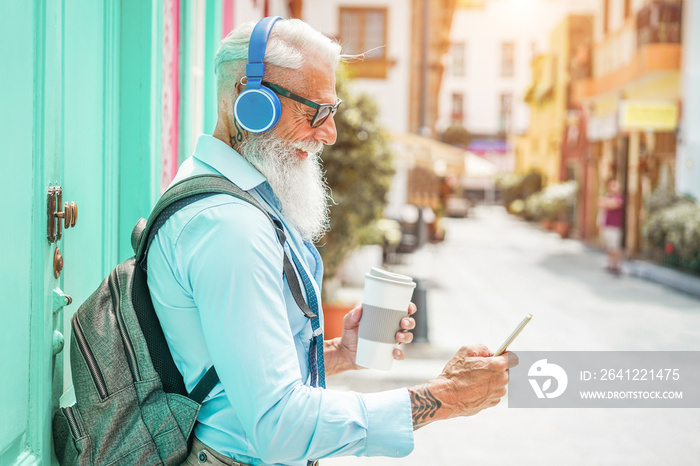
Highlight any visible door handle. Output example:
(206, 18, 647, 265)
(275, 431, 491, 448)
(47, 186, 78, 242)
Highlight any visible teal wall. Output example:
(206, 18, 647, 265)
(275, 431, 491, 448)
(178, 0, 197, 163)
(178, 0, 222, 164)
(119, 0, 163, 261)
(0, 0, 224, 463)
(205, 0, 223, 136)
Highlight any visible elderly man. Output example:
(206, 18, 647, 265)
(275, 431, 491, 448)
(147, 17, 516, 466)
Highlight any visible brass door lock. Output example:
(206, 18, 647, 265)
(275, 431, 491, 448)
(54, 248, 64, 278)
(47, 186, 78, 242)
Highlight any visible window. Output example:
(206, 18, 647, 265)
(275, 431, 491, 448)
(501, 42, 514, 77)
(499, 92, 513, 134)
(339, 7, 388, 79)
(451, 92, 464, 123)
(451, 42, 466, 77)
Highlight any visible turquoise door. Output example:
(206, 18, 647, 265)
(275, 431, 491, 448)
(2, 3, 71, 463)
(0, 2, 115, 463)
(0, 1, 162, 463)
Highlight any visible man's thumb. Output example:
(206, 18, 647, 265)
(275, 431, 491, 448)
(345, 306, 362, 326)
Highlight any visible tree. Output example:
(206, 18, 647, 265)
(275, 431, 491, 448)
(440, 124, 472, 147)
(318, 67, 395, 284)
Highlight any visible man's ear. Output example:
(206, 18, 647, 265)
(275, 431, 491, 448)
(235, 80, 245, 96)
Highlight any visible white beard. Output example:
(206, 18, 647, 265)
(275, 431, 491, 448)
(239, 134, 331, 242)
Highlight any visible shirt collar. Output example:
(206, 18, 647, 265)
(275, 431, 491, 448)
(192, 135, 266, 191)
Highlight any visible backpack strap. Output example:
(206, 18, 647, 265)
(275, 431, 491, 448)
(135, 174, 318, 402)
(135, 174, 267, 261)
(274, 220, 318, 320)
(188, 366, 219, 404)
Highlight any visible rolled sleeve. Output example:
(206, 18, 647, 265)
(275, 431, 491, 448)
(362, 388, 414, 457)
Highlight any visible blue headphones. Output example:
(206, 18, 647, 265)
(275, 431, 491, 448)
(233, 16, 283, 133)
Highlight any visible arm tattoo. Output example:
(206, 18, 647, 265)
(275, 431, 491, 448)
(409, 384, 442, 426)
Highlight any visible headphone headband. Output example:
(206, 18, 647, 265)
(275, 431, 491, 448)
(246, 16, 283, 82)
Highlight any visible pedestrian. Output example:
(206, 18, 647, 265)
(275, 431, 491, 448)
(598, 178, 625, 274)
(147, 16, 517, 466)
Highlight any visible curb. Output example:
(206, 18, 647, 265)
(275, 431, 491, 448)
(628, 259, 700, 300)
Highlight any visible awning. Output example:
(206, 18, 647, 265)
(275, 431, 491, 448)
(390, 132, 466, 177)
(464, 151, 498, 178)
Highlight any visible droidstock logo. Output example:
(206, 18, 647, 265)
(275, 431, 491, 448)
(528, 359, 568, 399)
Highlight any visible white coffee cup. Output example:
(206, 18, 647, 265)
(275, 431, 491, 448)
(356, 267, 416, 370)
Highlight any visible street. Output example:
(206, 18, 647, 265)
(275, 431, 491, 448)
(324, 206, 700, 466)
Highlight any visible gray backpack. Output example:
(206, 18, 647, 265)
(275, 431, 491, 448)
(52, 174, 315, 465)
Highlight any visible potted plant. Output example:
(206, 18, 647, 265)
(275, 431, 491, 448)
(535, 181, 577, 237)
(496, 170, 542, 210)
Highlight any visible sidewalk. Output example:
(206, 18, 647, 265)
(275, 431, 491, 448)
(627, 259, 700, 299)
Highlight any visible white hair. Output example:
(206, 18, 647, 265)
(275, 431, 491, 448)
(214, 18, 342, 99)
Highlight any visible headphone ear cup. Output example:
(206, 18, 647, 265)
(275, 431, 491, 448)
(233, 87, 282, 133)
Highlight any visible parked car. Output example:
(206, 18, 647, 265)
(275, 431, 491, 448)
(445, 195, 471, 218)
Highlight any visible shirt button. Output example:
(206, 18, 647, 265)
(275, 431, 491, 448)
(198, 451, 207, 463)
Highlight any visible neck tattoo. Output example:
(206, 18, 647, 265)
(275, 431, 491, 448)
(230, 118, 244, 149)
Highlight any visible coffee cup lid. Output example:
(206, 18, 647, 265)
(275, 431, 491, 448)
(368, 267, 414, 285)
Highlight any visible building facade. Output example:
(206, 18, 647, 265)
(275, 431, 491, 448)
(437, 0, 597, 174)
(518, 53, 563, 185)
(573, 0, 683, 253)
(517, 14, 594, 235)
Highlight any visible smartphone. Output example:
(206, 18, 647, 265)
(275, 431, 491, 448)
(493, 314, 532, 356)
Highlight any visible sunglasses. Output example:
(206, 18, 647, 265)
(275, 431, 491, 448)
(262, 82, 342, 128)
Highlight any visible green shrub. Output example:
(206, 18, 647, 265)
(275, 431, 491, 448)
(509, 199, 525, 215)
(642, 185, 700, 273)
(642, 200, 700, 266)
(495, 170, 543, 207)
(440, 124, 471, 147)
(524, 191, 545, 220)
(644, 186, 694, 216)
(523, 180, 577, 221)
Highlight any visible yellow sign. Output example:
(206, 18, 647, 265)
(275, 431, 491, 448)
(619, 100, 678, 131)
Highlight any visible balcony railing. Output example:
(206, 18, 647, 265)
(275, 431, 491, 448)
(636, 1, 682, 48)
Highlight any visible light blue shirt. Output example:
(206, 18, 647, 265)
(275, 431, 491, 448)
(147, 135, 414, 465)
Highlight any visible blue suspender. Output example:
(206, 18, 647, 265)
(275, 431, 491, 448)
(270, 219, 326, 389)
(289, 252, 326, 389)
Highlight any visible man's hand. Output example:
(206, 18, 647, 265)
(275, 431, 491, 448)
(408, 345, 519, 429)
(324, 303, 417, 376)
